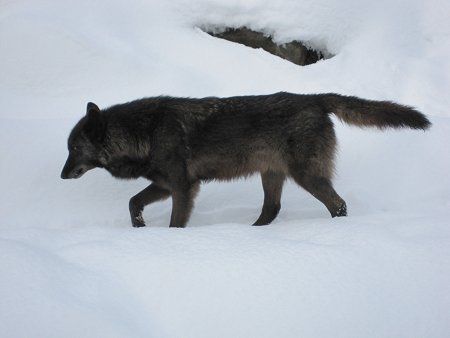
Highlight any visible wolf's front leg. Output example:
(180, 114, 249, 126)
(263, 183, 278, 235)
(129, 183, 171, 227)
(169, 182, 200, 228)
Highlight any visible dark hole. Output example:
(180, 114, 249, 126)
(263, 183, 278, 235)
(203, 26, 331, 66)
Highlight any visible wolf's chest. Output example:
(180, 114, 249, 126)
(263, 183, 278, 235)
(105, 158, 149, 179)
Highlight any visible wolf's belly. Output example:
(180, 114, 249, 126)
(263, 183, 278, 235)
(188, 150, 288, 181)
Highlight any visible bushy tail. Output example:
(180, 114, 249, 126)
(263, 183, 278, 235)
(321, 94, 431, 130)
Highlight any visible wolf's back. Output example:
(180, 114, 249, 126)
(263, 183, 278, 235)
(320, 94, 431, 130)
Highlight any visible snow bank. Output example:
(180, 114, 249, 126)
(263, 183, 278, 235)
(1, 0, 449, 337)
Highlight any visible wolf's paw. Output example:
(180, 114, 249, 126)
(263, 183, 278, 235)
(131, 213, 146, 227)
(252, 220, 270, 226)
(332, 202, 347, 218)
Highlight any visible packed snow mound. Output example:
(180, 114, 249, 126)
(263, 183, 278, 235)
(1, 0, 450, 118)
(1, 0, 450, 337)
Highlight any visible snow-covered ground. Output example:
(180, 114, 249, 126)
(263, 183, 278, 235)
(1, 0, 450, 337)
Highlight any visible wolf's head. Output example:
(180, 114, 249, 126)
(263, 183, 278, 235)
(61, 102, 106, 179)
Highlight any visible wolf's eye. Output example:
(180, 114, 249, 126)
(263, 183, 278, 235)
(70, 146, 79, 151)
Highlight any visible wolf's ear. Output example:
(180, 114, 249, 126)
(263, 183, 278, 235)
(85, 102, 105, 142)
(86, 102, 100, 114)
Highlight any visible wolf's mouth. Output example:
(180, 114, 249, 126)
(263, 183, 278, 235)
(73, 168, 85, 178)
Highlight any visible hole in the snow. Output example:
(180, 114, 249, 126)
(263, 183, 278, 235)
(202, 27, 332, 66)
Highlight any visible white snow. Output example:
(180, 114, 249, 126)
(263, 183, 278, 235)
(1, 0, 450, 337)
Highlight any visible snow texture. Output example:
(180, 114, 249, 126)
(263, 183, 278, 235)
(1, 0, 450, 337)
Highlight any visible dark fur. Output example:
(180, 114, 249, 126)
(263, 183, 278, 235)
(61, 92, 430, 227)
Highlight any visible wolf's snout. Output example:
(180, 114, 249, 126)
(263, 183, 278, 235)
(61, 160, 71, 179)
(60, 170, 69, 179)
(61, 165, 87, 179)
(61, 164, 76, 179)
(61, 157, 88, 179)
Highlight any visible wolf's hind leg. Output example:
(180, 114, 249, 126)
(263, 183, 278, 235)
(288, 119, 346, 218)
(253, 171, 285, 226)
(290, 169, 347, 218)
(129, 183, 171, 227)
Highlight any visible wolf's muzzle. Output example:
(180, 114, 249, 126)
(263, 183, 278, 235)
(61, 157, 91, 179)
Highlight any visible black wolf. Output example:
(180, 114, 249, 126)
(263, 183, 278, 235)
(61, 92, 430, 228)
